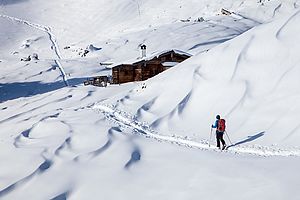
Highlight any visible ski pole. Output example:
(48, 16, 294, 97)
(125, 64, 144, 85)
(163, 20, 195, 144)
(209, 127, 213, 147)
(224, 131, 233, 145)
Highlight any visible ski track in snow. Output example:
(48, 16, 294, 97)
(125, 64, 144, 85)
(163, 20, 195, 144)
(93, 104, 300, 157)
(0, 14, 69, 86)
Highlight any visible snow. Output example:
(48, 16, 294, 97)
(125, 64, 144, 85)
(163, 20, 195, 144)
(108, 8, 300, 148)
(94, 104, 300, 157)
(1, 0, 300, 199)
(162, 61, 179, 67)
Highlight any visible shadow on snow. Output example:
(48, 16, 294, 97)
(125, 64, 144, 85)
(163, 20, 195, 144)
(124, 148, 141, 169)
(0, 159, 52, 198)
(228, 131, 265, 148)
(51, 192, 70, 200)
(0, 0, 28, 5)
(0, 78, 87, 103)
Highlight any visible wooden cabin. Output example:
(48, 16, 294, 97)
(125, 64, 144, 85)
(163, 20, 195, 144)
(112, 50, 191, 84)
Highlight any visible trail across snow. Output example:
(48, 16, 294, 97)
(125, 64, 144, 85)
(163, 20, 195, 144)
(0, 14, 69, 86)
(93, 104, 300, 157)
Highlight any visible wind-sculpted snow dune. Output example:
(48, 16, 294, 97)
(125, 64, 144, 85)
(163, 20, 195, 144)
(1, 88, 300, 199)
(93, 104, 300, 157)
(111, 10, 300, 148)
(1, 0, 300, 199)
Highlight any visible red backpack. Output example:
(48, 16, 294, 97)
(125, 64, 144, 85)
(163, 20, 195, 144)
(217, 119, 226, 132)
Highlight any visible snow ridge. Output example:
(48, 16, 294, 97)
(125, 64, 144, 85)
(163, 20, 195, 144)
(0, 14, 69, 86)
(93, 104, 300, 157)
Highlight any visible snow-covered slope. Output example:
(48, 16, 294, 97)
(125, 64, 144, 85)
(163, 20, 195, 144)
(1, 0, 300, 199)
(1, 0, 299, 60)
(110, 9, 300, 148)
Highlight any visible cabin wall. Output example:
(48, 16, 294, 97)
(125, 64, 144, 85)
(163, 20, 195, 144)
(134, 58, 164, 81)
(134, 67, 142, 81)
(112, 65, 135, 84)
(158, 53, 189, 63)
(172, 54, 189, 62)
(142, 63, 164, 80)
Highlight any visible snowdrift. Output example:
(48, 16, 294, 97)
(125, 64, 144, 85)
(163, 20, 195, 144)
(1, 1, 300, 199)
(111, 9, 300, 148)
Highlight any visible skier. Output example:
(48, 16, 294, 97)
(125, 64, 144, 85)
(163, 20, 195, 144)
(211, 115, 227, 150)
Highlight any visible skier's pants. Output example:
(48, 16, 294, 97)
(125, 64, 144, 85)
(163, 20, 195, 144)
(216, 131, 226, 148)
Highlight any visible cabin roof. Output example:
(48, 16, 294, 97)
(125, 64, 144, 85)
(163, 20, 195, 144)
(111, 49, 192, 68)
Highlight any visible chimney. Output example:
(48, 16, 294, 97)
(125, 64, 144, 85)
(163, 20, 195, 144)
(141, 44, 146, 58)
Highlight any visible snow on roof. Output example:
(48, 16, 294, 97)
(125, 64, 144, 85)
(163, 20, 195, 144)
(150, 49, 193, 60)
(111, 49, 192, 68)
(162, 61, 179, 67)
(138, 49, 192, 63)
